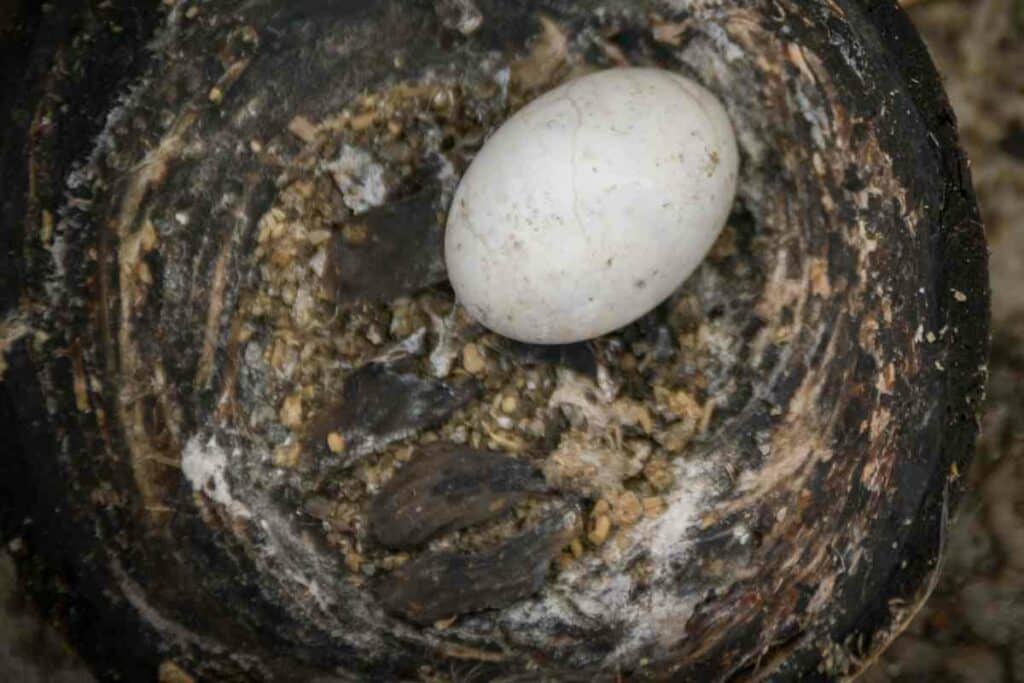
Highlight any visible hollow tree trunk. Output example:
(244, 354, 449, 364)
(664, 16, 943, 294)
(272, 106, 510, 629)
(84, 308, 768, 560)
(0, 0, 988, 680)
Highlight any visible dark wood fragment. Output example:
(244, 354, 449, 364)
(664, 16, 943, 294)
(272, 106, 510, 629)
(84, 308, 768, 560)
(307, 364, 480, 463)
(369, 443, 549, 549)
(376, 505, 580, 624)
(326, 191, 447, 305)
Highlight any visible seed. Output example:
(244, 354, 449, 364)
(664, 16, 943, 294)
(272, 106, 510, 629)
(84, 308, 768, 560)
(613, 491, 642, 526)
(273, 442, 301, 469)
(279, 392, 303, 428)
(342, 223, 369, 245)
(642, 496, 665, 518)
(327, 432, 346, 453)
(588, 515, 611, 545)
(500, 394, 518, 414)
(462, 343, 486, 374)
(287, 115, 317, 143)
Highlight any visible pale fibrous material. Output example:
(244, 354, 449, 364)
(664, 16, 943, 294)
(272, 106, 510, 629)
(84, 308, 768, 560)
(445, 67, 739, 344)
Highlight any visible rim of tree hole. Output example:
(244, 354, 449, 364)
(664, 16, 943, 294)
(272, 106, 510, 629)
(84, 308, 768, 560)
(0, 0, 989, 680)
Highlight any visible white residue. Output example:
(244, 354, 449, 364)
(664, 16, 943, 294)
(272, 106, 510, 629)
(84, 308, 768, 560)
(182, 434, 252, 519)
(428, 307, 460, 378)
(648, 458, 712, 564)
(611, 457, 715, 659)
(495, 67, 511, 105)
(324, 145, 388, 214)
(373, 327, 427, 364)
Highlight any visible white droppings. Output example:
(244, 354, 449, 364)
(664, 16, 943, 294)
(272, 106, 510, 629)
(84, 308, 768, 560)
(427, 308, 460, 378)
(324, 145, 388, 214)
(182, 434, 252, 519)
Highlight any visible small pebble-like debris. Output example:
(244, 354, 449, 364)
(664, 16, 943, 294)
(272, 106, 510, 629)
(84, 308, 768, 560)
(588, 514, 611, 546)
(434, 0, 483, 35)
(376, 505, 580, 624)
(462, 342, 486, 374)
(326, 432, 346, 453)
(273, 442, 301, 469)
(611, 491, 643, 526)
(369, 443, 548, 548)
(644, 458, 675, 492)
(642, 495, 665, 518)
(279, 392, 303, 428)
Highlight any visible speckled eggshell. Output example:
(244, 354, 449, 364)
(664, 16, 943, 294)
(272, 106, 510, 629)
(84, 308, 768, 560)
(445, 67, 739, 344)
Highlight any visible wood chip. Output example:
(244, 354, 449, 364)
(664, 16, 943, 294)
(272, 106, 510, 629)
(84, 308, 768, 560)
(368, 443, 546, 548)
(287, 115, 318, 143)
(377, 505, 580, 624)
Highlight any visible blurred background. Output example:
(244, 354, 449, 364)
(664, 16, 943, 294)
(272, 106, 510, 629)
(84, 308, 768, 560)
(1, 0, 1023, 680)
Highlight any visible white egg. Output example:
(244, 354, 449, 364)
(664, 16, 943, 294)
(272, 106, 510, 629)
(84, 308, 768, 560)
(444, 67, 739, 344)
